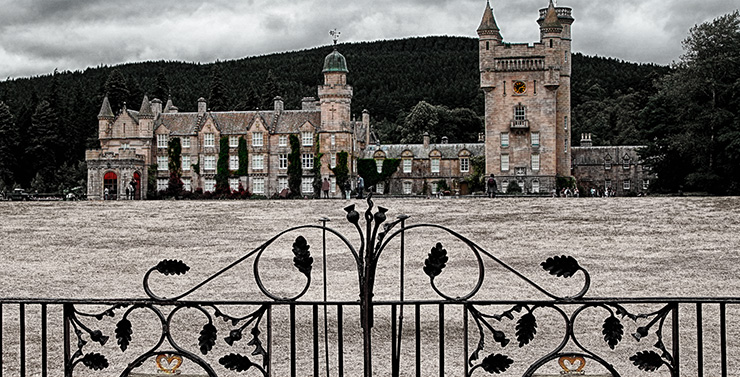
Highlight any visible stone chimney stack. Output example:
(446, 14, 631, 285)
(151, 99, 163, 118)
(423, 132, 430, 148)
(580, 133, 593, 147)
(198, 98, 207, 115)
(301, 97, 317, 110)
(363, 109, 370, 146)
(274, 96, 284, 112)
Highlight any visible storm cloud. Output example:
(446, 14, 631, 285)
(0, 0, 737, 79)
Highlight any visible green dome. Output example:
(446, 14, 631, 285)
(322, 49, 348, 73)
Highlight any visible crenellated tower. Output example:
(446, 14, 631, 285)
(480, 0, 574, 194)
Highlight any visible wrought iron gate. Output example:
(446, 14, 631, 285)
(0, 196, 737, 376)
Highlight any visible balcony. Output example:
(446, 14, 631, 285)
(510, 120, 529, 130)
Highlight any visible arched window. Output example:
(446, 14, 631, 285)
(103, 172, 118, 200)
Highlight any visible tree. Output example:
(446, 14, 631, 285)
(166, 138, 183, 196)
(147, 164, 158, 199)
(208, 65, 229, 111)
(104, 69, 129, 114)
(27, 100, 60, 191)
(402, 101, 439, 143)
(215, 136, 230, 194)
(152, 70, 170, 102)
(0, 102, 18, 188)
(331, 151, 350, 198)
(641, 11, 740, 194)
(261, 69, 280, 109)
(237, 136, 248, 176)
(287, 134, 302, 198)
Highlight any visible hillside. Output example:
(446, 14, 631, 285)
(0, 36, 670, 191)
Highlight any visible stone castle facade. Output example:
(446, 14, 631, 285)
(86, 1, 653, 199)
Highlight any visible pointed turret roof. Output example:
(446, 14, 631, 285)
(164, 97, 175, 113)
(477, 1, 502, 39)
(98, 95, 114, 119)
(139, 95, 153, 118)
(541, 0, 563, 32)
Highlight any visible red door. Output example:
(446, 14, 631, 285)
(104, 172, 118, 200)
(133, 172, 141, 200)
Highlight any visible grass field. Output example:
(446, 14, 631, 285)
(0, 197, 739, 376)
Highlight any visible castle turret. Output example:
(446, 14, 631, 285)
(318, 45, 352, 131)
(138, 95, 154, 137)
(98, 95, 114, 140)
(477, 1, 502, 43)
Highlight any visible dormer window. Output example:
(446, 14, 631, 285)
(204, 133, 215, 148)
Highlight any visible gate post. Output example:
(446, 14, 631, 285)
(671, 303, 679, 377)
(63, 304, 72, 377)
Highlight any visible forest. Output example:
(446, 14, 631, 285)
(0, 22, 735, 194)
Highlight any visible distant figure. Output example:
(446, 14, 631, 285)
(486, 174, 497, 198)
(125, 186, 131, 200)
(104, 187, 109, 200)
(344, 181, 351, 200)
(357, 176, 364, 199)
(322, 178, 330, 199)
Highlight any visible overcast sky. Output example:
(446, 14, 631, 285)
(0, 0, 737, 79)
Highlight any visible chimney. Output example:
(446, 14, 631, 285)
(197, 97, 207, 115)
(580, 133, 593, 147)
(170, 106, 179, 114)
(274, 96, 284, 112)
(423, 132, 430, 148)
(151, 99, 162, 118)
(363, 109, 370, 147)
(301, 97, 317, 110)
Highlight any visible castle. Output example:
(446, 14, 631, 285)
(86, 1, 652, 199)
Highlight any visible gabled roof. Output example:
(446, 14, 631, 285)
(364, 143, 485, 159)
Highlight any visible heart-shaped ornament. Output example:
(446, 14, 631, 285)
(558, 355, 586, 374)
(156, 354, 183, 374)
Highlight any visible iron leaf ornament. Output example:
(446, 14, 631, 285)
(219, 353, 256, 372)
(629, 350, 664, 372)
(199, 323, 217, 355)
(292, 236, 313, 277)
(81, 352, 109, 371)
(115, 318, 132, 351)
(481, 353, 514, 374)
(602, 315, 624, 350)
(154, 259, 190, 276)
(515, 312, 537, 347)
(423, 242, 449, 278)
(541, 255, 581, 278)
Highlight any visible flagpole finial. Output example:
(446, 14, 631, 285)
(329, 29, 341, 47)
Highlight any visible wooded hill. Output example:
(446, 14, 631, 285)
(0, 36, 670, 191)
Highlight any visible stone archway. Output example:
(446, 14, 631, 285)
(104, 171, 118, 200)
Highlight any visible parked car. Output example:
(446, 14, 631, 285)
(10, 188, 31, 201)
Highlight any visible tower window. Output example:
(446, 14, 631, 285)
(550, 39, 553, 48)
(514, 105, 526, 121)
(486, 41, 490, 50)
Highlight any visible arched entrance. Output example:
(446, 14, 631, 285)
(133, 172, 141, 200)
(104, 172, 118, 200)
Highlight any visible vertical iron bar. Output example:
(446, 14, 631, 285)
(391, 305, 397, 377)
(20, 303, 25, 377)
(313, 305, 319, 377)
(63, 304, 71, 377)
(321, 218, 331, 377)
(415, 304, 421, 377)
(720, 303, 727, 377)
(696, 303, 703, 377)
(671, 303, 679, 377)
(439, 304, 444, 377)
(395, 216, 407, 377)
(290, 305, 296, 377)
(267, 305, 272, 377)
(41, 304, 47, 377)
(337, 305, 344, 377)
(463, 306, 469, 377)
(0, 304, 3, 377)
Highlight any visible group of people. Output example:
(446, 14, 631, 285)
(318, 176, 364, 200)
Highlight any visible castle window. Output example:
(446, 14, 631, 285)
(331, 154, 336, 168)
(403, 181, 413, 195)
(564, 138, 568, 153)
(532, 180, 540, 194)
(204, 133, 215, 148)
(204, 155, 216, 171)
(183, 178, 191, 192)
(403, 159, 412, 173)
(253, 155, 264, 170)
(182, 137, 190, 148)
(252, 132, 263, 147)
(501, 132, 509, 147)
(565, 51, 569, 62)
(157, 156, 168, 171)
(301, 178, 312, 194)
(253, 178, 265, 194)
(376, 182, 384, 194)
(279, 135, 288, 147)
(531, 132, 540, 147)
(157, 134, 168, 149)
(643, 179, 650, 190)
(431, 158, 440, 173)
(460, 157, 470, 173)
(278, 177, 288, 191)
(205, 179, 216, 192)
(157, 179, 167, 191)
(302, 153, 314, 169)
(229, 178, 239, 192)
(230, 155, 239, 171)
(229, 136, 239, 148)
(549, 39, 553, 48)
(514, 106, 526, 121)
(501, 154, 510, 171)
(623, 180, 631, 191)
(623, 158, 631, 170)
(279, 154, 288, 169)
(531, 154, 540, 171)
(564, 116, 568, 130)
(486, 41, 490, 50)
(182, 155, 191, 171)
(376, 159, 383, 173)
(331, 134, 336, 148)
(302, 131, 313, 146)
(605, 180, 612, 188)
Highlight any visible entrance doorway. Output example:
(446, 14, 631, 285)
(133, 172, 141, 200)
(104, 172, 118, 200)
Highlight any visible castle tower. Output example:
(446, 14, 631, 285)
(138, 95, 154, 138)
(97, 95, 114, 141)
(318, 32, 353, 131)
(480, 0, 574, 194)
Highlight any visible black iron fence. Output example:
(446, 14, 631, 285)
(0, 197, 737, 376)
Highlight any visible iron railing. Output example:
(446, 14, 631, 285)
(0, 196, 737, 376)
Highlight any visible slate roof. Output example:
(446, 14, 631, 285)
(364, 143, 485, 159)
(154, 109, 322, 136)
(156, 113, 200, 135)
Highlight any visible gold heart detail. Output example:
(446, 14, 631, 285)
(156, 354, 183, 374)
(558, 355, 586, 373)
